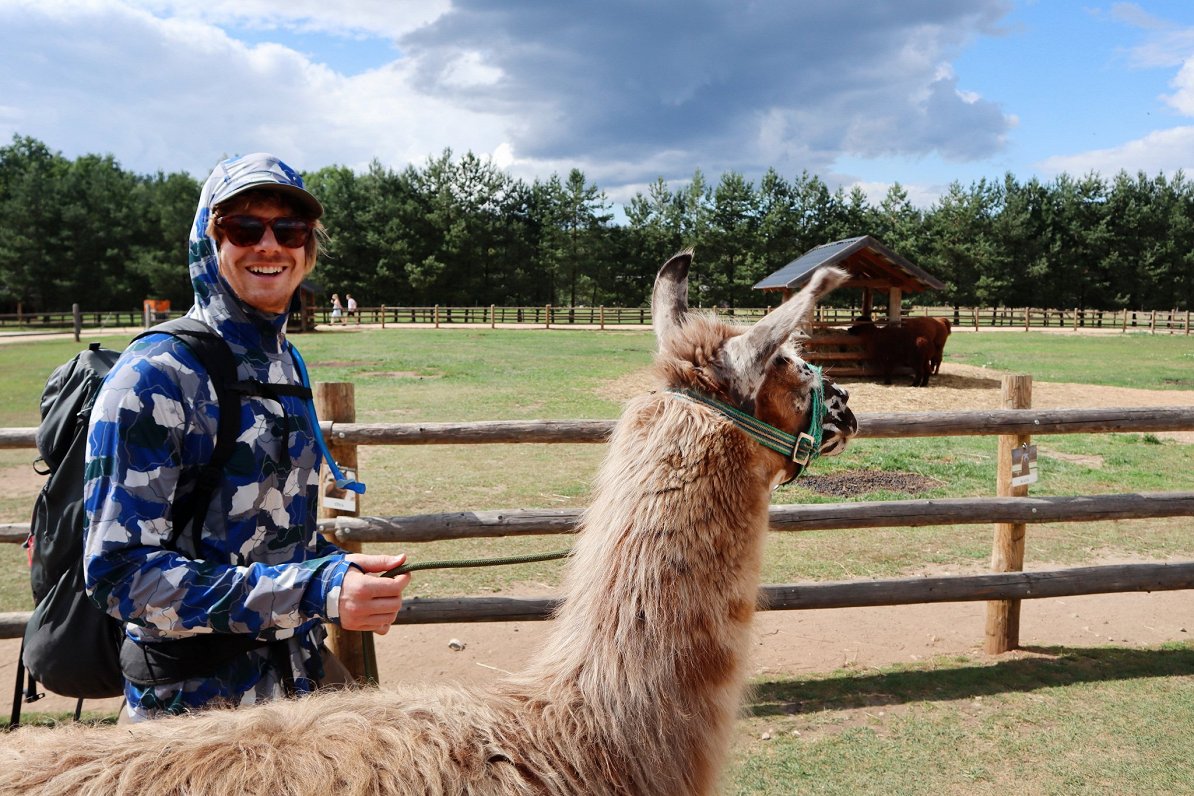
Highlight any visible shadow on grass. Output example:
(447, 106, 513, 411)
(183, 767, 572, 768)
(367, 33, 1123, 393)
(747, 643, 1194, 718)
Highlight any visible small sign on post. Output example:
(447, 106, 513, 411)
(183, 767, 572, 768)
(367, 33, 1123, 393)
(322, 468, 359, 512)
(1010, 444, 1038, 487)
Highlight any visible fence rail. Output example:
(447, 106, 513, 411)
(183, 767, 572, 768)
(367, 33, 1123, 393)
(5, 304, 1189, 334)
(6, 406, 1193, 451)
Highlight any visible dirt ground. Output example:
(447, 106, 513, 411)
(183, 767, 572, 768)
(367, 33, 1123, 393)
(4, 359, 1191, 717)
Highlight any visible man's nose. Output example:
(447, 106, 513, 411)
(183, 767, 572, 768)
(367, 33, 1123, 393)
(256, 223, 281, 249)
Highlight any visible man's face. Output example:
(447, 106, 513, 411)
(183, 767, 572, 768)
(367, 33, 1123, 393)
(216, 198, 308, 314)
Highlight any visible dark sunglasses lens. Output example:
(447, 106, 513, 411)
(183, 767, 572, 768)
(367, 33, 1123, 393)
(271, 220, 311, 248)
(222, 216, 266, 246)
(219, 216, 311, 248)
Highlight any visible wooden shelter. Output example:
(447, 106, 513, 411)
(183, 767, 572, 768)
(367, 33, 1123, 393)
(753, 235, 945, 378)
(286, 281, 319, 333)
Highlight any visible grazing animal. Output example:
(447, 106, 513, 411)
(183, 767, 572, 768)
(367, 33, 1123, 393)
(901, 316, 952, 374)
(848, 320, 933, 387)
(1, 253, 857, 796)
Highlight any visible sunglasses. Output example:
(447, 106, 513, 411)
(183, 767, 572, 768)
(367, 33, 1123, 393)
(215, 215, 313, 248)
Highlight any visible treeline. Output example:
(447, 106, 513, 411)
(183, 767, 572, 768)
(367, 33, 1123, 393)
(1, 134, 1191, 314)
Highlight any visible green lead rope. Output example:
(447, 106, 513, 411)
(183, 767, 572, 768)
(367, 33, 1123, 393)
(382, 548, 573, 579)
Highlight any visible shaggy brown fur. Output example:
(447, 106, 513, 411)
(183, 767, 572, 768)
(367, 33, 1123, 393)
(0, 254, 854, 796)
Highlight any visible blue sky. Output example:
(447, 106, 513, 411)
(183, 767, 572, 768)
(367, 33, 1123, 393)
(3, 1, 1194, 209)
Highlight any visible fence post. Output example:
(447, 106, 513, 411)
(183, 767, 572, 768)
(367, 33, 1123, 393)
(490, 304, 496, 329)
(434, 305, 440, 329)
(985, 373, 1033, 654)
(545, 304, 551, 329)
(599, 305, 605, 330)
(315, 382, 375, 684)
(72, 303, 81, 343)
(380, 305, 386, 329)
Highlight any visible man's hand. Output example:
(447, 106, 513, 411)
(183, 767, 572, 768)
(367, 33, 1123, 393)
(337, 553, 411, 634)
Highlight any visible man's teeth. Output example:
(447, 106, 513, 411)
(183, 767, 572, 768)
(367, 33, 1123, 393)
(249, 266, 283, 275)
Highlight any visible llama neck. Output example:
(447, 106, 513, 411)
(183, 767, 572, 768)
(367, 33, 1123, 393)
(525, 393, 773, 784)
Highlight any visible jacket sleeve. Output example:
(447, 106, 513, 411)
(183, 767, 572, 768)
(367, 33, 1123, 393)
(82, 336, 352, 637)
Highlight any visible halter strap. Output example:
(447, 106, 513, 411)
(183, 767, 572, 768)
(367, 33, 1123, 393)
(667, 364, 826, 476)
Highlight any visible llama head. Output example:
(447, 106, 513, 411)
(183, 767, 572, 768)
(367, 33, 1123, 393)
(652, 251, 857, 475)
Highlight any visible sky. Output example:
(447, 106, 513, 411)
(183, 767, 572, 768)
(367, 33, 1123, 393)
(4, 0, 1194, 211)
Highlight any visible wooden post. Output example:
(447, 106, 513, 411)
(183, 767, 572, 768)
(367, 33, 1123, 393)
(434, 304, 440, 328)
(887, 288, 902, 324)
(1186, 310, 1190, 336)
(72, 303, 81, 343)
(985, 374, 1033, 654)
(1150, 310, 1156, 334)
(972, 307, 979, 331)
(1024, 307, 1030, 332)
(599, 305, 605, 330)
(315, 382, 374, 684)
(490, 304, 496, 329)
(380, 305, 386, 329)
(545, 304, 552, 329)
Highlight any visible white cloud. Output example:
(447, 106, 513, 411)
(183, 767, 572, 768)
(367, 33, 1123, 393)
(2, 0, 1017, 200)
(1036, 126, 1194, 177)
(1163, 58, 1194, 115)
(133, 0, 450, 40)
(0, 0, 510, 176)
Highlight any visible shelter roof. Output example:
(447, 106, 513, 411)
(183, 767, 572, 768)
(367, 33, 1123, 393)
(753, 235, 945, 293)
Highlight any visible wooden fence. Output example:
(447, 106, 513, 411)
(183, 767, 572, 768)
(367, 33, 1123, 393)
(5, 305, 1189, 334)
(2, 385, 1193, 680)
(317, 304, 1192, 334)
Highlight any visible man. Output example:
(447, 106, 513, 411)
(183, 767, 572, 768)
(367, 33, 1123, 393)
(83, 153, 410, 721)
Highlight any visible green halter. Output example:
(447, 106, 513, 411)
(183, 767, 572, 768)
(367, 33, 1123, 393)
(667, 363, 826, 477)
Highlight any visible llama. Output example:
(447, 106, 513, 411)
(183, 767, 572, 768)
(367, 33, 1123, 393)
(1, 253, 857, 796)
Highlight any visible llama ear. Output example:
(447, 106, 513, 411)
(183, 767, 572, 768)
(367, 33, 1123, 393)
(724, 266, 848, 383)
(652, 250, 693, 344)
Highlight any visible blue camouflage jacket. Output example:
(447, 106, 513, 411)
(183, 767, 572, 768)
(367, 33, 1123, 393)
(83, 157, 353, 718)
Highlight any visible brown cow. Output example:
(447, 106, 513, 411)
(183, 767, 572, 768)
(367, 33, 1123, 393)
(901, 316, 952, 374)
(848, 320, 933, 387)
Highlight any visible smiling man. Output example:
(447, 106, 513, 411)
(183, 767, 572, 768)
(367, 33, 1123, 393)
(82, 154, 411, 721)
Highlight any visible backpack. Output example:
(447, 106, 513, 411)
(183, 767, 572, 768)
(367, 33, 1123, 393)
(10, 317, 287, 726)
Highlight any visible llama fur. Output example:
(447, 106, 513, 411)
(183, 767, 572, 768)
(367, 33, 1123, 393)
(1, 255, 855, 796)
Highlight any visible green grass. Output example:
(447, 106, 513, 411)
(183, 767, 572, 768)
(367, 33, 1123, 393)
(943, 330, 1194, 390)
(728, 643, 1194, 795)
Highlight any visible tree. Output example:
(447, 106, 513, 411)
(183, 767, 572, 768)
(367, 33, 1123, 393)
(704, 171, 759, 307)
(0, 135, 68, 312)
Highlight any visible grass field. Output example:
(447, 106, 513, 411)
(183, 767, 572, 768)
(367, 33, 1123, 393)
(2, 326, 1192, 791)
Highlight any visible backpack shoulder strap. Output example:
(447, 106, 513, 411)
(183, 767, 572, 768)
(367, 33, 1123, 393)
(132, 319, 244, 552)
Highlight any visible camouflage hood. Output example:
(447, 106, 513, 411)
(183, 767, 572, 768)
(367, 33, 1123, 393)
(186, 153, 318, 357)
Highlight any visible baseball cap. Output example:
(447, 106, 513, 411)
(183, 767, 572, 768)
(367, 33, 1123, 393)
(207, 152, 324, 219)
